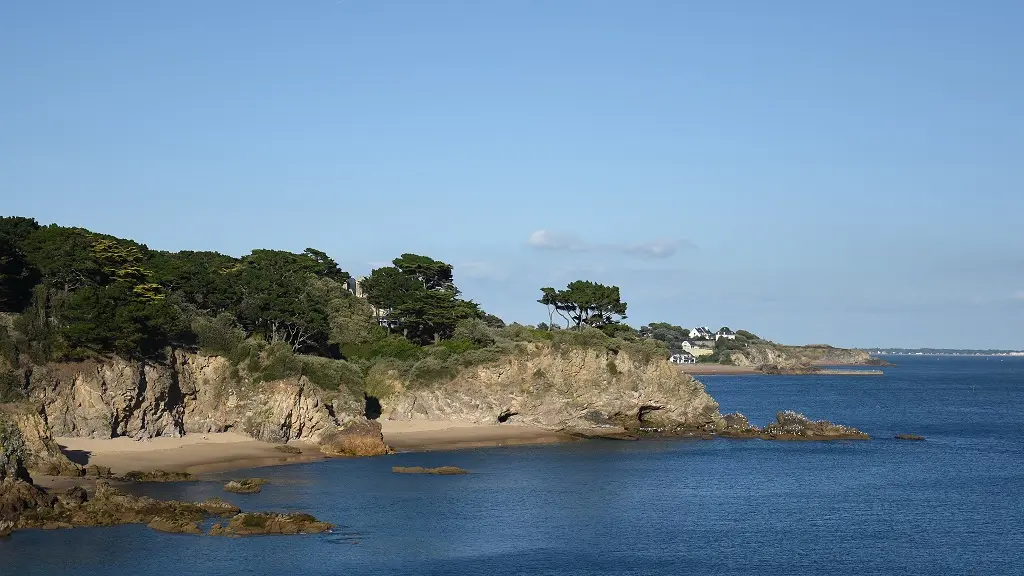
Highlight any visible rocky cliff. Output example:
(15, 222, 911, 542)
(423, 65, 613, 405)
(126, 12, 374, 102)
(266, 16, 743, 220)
(382, 343, 723, 434)
(11, 350, 388, 466)
(725, 344, 880, 371)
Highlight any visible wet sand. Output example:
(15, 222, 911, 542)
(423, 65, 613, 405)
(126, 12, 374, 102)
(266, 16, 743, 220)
(381, 420, 575, 452)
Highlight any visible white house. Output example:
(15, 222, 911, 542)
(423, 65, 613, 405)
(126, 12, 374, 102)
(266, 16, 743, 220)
(669, 351, 697, 364)
(716, 328, 737, 341)
(690, 326, 715, 340)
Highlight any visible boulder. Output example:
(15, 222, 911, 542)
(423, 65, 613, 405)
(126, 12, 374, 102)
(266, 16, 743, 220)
(319, 420, 391, 457)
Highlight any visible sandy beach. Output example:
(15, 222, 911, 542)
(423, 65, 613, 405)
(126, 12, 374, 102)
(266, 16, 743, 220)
(55, 432, 325, 476)
(45, 421, 573, 481)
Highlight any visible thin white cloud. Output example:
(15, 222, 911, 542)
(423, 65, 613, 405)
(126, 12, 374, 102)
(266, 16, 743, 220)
(1012, 290, 1024, 301)
(527, 230, 687, 259)
(528, 230, 584, 251)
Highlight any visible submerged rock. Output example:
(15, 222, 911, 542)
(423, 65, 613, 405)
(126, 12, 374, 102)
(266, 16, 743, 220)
(319, 420, 391, 457)
(118, 470, 193, 483)
(392, 466, 468, 475)
(148, 516, 202, 534)
(719, 411, 869, 440)
(895, 434, 925, 441)
(208, 512, 333, 536)
(224, 478, 266, 494)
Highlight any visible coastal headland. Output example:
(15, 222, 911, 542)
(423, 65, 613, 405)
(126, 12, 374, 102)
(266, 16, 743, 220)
(0, 215, 880, 536)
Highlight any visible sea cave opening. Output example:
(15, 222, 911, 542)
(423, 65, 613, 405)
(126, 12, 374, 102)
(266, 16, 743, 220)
(364, 394, 382, 420)
(497, 409, 518, 424)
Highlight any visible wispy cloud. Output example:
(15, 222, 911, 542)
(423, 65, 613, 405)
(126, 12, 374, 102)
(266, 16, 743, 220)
(1013, 290, 1024, 301)
(527, 229, 688, 259)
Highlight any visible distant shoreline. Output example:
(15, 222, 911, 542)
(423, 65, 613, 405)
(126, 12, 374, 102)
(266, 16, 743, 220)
(679, 364, 885, 376)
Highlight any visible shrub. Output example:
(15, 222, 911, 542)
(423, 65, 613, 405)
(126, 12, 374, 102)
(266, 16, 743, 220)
(252, 343, 302, 383)
(606, 359, 619, 375)
(0, 325, 17, 368)
(298, 355, 364, 396)
(439, 338, 477, 355)
(342, 335, 424, 362)
(363, 361, 406, 398)
(192, 313, 246, 357)
(453, 319, 495, 347)
(407, 357, 457, 388)
(0, 370, 24, 403)
(621, 338, 670, 366)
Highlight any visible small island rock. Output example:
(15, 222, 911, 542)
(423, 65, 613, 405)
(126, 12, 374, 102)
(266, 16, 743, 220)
(392, 466, 468, 475)
(224, 478, 266, 494)
(208, 512, 332, 536)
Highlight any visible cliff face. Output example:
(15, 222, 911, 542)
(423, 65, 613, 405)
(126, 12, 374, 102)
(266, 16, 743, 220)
(21, 350, 381, 452)
(726, 344, 876, 370)
(382, 343, 723, 433)
(0, 405, 80, 476)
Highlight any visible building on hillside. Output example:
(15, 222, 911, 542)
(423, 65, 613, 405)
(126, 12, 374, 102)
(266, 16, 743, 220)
(716, 327, 736, 341)
(669, 351, 697, 364)
(690, 327, 715, 341)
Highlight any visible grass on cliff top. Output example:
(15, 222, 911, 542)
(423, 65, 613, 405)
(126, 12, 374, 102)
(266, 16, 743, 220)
(192, 320, 671, 399)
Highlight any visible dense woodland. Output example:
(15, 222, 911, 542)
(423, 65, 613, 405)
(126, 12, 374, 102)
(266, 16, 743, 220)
(1, 216, 702, 402)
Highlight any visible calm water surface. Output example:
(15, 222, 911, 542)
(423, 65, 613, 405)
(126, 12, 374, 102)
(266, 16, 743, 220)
(2, 356, 1022, 575)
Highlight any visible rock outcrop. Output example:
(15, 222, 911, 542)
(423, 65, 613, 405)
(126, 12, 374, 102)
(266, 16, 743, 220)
(28, 351, 349, 444)
(18, 350, 382, 456)
(0, 405, 80, 477)
(208, 512, 333, 536)
(725, 344, 882, 372)
(382, 344, 722, 435)
(0, 477, 331, 537)
(719, 411, 870, 440)
(318, 419, 391, 457)
(224, 478, 266, 494)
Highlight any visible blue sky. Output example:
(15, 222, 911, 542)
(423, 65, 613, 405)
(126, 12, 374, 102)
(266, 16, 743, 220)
(2, 1, 1022, 349)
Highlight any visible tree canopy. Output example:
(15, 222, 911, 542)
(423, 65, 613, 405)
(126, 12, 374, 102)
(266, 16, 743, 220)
(538, 281, 627, 331)
(360, 254, 479, 344)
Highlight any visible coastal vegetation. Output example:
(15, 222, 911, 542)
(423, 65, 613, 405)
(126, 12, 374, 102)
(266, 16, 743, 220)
(0, 215, 679, 405)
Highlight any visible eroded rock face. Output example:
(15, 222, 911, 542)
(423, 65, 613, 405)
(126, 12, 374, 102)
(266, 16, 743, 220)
(383, 344, 723, 434)
(24, 350, 370, 450)
(0, 415, 30, 482)
(719, 411, 870, 440)
(319, 419, 391, 457)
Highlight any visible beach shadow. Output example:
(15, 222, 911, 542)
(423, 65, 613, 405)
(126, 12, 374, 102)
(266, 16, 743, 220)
(58, 446, 93, 466)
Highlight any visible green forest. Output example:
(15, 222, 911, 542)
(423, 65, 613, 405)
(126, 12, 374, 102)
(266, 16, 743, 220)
(1, 216, 690, 402)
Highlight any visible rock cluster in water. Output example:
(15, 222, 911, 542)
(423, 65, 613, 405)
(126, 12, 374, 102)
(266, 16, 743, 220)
(224, 478, 266, 494)
(391, 466, 468, 475)
(718, 411, 870, 440)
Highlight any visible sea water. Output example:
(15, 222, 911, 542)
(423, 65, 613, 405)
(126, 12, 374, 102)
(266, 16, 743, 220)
(2, 356, 1022, 575)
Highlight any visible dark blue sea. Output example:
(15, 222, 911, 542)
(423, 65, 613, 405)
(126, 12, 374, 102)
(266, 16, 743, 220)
(3, 356, 1022, 575)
